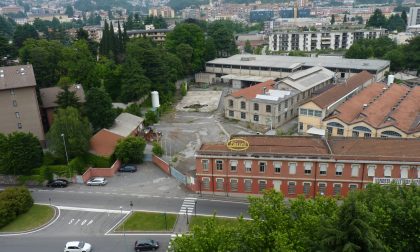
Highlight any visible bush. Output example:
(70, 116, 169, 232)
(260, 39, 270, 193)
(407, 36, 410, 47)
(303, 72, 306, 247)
(17, 175, 44, 185)
(68, 157, 86, 175)
(0, 187, 33, 228)
(144, 110, 158, 126)
(125, 103, 143, 117)
(114, 137, 146, 164)
(152, 141, 164, 157)
(82, 153, 111, 168)
(181, 82, 188, 96)
(40, 166, 53, 181)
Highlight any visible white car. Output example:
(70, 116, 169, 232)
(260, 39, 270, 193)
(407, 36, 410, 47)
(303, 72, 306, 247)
(86, 177, 107, 186)
(64, 241, 92, 252)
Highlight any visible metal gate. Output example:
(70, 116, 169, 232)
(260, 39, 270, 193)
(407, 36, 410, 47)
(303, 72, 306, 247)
(170, 166, 187, 185)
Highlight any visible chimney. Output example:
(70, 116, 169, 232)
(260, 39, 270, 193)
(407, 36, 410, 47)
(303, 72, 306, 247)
(363, 103, 368, 109)
(262, 87, 267, 94)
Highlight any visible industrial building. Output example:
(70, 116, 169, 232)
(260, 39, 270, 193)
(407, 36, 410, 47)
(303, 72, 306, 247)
(195, 135, 420, 197)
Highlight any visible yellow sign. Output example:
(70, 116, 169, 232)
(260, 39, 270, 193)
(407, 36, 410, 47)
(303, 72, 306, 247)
(226, 138, 249, 151)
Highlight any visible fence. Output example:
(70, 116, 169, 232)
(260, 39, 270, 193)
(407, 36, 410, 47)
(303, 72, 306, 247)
(78, 160, 122, 183)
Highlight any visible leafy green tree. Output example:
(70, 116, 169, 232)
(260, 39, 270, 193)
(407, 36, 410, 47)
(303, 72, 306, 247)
(366, 9, 387, 28)
(387, 14, 406, 32)
(85, 87, 116, 131)
(65, 6, 74, 17)
(401, 10, 407, 25)
(208, 21, 238, 57)
(56, 85, 81, 109)
(403, 36, 420, 73)
(0, 132, 43, 175)
(13, 24, 38, 48)
(175, 43, 193, 75)
(144, 110, 158, 126)
(46, 107, 92, 159)
(343, 14, 348, 23)
(384, 47, 405, 71)
(152, 141, 164, 156)
(244, 40, 253, 53)
(114, 136, 146, 163)
(0, 15, 16, 38)
(120, 59, 151, 103)
(0, 35, 16, 64)
(331, 14, 335, 25)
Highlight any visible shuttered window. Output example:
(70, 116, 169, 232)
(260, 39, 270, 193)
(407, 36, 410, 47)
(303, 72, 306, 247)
(244, 179, 252, 192)
(230, 179, 238, 192)
(318, 183, 326, 195)
(319, 163, 327, 175)
(289, 163, 297, 174)
(202, 178, 210, 190)
(384, 165, 392, 177)
(351, 164, 360, 177)
(303, 182, 311, 196)
(258, 180, 267, 192)
(244, 161, 252, 173)
(333, 184, 342, 196)
(368, 165, 376, 177)
(288, 181, 296, 194)
(216, 178, 224, 191)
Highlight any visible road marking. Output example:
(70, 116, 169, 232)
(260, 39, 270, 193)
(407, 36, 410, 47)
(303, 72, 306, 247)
(81, 219, 87, 225)
(74, 219, 80, 225)
(179, 197, 197, 215)
(57, 206, 130, 214)
(68, 219, 74, 225)
(87, 220, 93, 226)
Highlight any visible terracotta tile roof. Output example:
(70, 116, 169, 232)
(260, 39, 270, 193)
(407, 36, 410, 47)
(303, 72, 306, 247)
(40, 84, 86, 108)
(311, 71, 374, 109)
(90, 129, 124, 157)
(198, 135, 330, 156)
(0, 65, 36, 90)
(325, 83, 420, 134)
(230, 80, 276, 100)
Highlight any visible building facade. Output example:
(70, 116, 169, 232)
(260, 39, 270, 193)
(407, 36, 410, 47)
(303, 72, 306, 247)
(269, 29, 387, 52)
(195, 135, 420, 197)
(126, 27, 171, 43)
(0, 65, 45, 143)
(224, 67, 334, 128)
(407, 7, 420, 27)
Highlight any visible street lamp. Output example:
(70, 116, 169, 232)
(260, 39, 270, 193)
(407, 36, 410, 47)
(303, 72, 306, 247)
(186, 207, 189, 225)
(194, 200, 197, 217)
(61, 133, 70, 178)
(129, 201, 133, 212)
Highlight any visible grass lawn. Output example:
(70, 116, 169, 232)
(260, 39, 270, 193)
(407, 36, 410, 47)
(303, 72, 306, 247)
(116, 211, 177, 232)
(0, 204, 55, 233)
(190, 216, 240, 228)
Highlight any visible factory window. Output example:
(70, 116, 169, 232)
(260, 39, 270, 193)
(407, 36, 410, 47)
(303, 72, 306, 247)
(274, 162, 281, 173)
(337, 128, 344, 135)
(259, 162, 266, 173)
(258, 180, 267, 192)
(266, 105, 271, 113)
(314, 110, 322, 117)
(288, 181, 296, 194)
(335, 164, 343, 176)
(318, 183, 326, 195)
(381, 130, 402, 138)
(300, 108, 308, 115)
(201, 160, 209, 171)
(229, 110, 234, 117)
(303, 182, 311, 196)
(202, 177, 210, 190)
(240, 101, 246, 109)
(304, 162, 312, 175)
(308, 109, 314, 116)
(319, 163, 328, 175)
(289, 162, 297, 174)
(228, 99, 233, 107)
(241, 112, 246, 119)
(299, 122, 303, 131)
(15, 112, 20, 118)
(216, 178, 224, 191)
(384, 165, 393, 177)
(244, 179, 252, 192)
(216, 160, 223, 171)
(284, 100, 288, 108)
(351, 164, 360, 177)
(254, 103, 259, 111)
(254, 115, 259, 122)
(349, 184, 358, 191)
(244, 161, 252, 173)
(12, 100, 17, 107)
(400, 166, 409, 179)
(230, 179, 238, 192)
(333, 184, 342, 196)
(367, 165, 376, 177)
(17, 123, 22, 129)
(230, 160, 238, 172)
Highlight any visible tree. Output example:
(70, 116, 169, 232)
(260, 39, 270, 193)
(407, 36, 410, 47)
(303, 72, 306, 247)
(114, 137, 146, 164)
(387, 14, 406, 32)
(0, 132, 43, 175)
(244, 40, 253, 53)
(46, 107, 92, 159)
(144, 110, 158, 126)
(152, 141, 164, 156)
(207, 21, 238, 57)
(0, 35, 16, 64)
(343, 14, 347, 23)
(331, 14, 335, 25)
(85, 87, 116, 131)
(120, 59, 151, 103)
(401, 10, 407, 25)
(55, 85, 81, 109)
(366, 9, 387, 28)
(13, 24, 38, 48)
(65, 6, 74, 17)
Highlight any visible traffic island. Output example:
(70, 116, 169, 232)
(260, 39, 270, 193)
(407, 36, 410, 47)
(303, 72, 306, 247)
(115, 211, 177, 232)
(0, 204, 55, 233)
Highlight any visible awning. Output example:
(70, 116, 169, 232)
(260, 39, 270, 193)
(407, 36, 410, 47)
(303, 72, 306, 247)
(306, 127, 325, 136)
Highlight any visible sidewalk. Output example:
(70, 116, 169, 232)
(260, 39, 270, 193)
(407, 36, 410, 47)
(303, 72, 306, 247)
(173, 214, 189, 234)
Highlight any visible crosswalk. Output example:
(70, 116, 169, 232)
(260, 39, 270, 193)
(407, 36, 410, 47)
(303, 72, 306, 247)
(179, 197, 197, 215)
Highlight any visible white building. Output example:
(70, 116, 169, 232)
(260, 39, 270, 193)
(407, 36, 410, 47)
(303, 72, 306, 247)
(407, 7, 420, 27)
(269, 29, 387, 52)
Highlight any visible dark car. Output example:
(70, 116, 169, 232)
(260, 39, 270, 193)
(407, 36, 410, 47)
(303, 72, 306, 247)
(134, 240, 159, 251)
(47, 179, 69, 188)
(118, 164, 137, 173)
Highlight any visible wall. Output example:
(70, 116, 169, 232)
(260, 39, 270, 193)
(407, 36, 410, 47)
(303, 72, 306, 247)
(80, 160, 121, 183)
(152, 155, 170, 175)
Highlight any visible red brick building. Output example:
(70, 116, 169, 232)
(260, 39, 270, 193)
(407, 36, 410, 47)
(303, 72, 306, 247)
(195, 135, 420, 197)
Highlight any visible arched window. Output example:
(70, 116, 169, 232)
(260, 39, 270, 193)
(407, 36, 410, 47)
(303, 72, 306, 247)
(327, 122, 344, 136)
(352, 126, 372, 137)
(327, 122, 344, 128)
(353, 126, 371, 132)
(381, 130, 402, 138)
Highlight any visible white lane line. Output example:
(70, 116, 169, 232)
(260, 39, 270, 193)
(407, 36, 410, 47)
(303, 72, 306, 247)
(57, 206, 130, 214)
(81, 219, 87, 226)
(87, 220, 93, 226)
(104, 212, 130, 235)
(68, 219, 74, 225)
(74, 219, 80, 225)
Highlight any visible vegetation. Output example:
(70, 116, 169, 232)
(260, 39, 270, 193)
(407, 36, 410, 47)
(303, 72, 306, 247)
(85, 87, 116, 131)
(152, 141, 164, 157)
(171, 185, 419, 251)
(114, 137, 146, 164)
(0, 132, 43, 175)
(0, 187, 34, 228)
(181, 82, 188, 96)
(366, 9, 406, 32)
(116, 211, 177, 231)
(144, 110, 159, 126)
(0, 204, 54, 232)
(190, 216, 240, 228)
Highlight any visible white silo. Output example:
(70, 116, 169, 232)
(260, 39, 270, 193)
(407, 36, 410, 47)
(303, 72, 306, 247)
(387, 75, 395, 86)
(151, 91, 160, 108)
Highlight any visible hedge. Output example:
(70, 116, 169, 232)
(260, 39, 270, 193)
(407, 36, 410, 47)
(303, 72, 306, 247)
(0, 187, 33, 228)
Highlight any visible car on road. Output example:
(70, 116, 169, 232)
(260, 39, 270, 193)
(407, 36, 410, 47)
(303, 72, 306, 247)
(64, 241, 92, 252)
(118, 164, 137, 173)
(47, 179, 69, 188)
(86, 177, 107, 186)
(134, 239, 159, 251)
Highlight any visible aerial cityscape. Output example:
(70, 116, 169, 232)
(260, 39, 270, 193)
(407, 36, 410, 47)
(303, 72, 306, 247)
(0, 0, 419, 251)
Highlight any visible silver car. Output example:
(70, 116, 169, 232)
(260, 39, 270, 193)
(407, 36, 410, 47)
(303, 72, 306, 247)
(86, 177, 107, 186)
(64, 241, 92, 252)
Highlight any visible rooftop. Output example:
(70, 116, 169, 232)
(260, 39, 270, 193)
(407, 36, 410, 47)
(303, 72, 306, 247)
(279, 66, 335, 92)
(108, 113, 144, 137)
(0, 65, 36, 91)
(207, 54, 390, 71)
(230, 80, 276, 100)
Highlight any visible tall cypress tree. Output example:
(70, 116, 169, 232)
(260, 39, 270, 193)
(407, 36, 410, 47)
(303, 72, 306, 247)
(109, 22, 116, 56)
(117, 21, 123, 54)
(99, 20, 110, 56)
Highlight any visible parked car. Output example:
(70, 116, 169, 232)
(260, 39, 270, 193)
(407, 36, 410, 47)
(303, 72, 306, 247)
(118, 164, 137, 173)
(134, 240, 159, 251)
(64, 241, 92, 252)
(86, 177, 107, 186)
(47, 179, 69, 188)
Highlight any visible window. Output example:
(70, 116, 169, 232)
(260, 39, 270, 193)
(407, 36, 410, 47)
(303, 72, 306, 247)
(337, 128, 344, 135)
(228, 110, 234, 117)
(400, 166, 409, 179)
(263, 104, 271, 113)
(308, 109, 314, 116)
(240, 101, 246, 109)
(288, 181, 296, 194)
(351, 164, 360, 177)
(327, 127, 333, 136)
(304, 162, 312, 175)
(333, 184, 342, 196)
(17, 123, 22, 129)
(384, 165, 392, 177)
(367, 165, 376, 177)
(202, 177, 210, 190)
(303, 182, 311, 196)
(216, 160, 223, 171)
(289, 162, 297, 174)
(230, 160, 238, 172)
(299, 122, 303, 131)
(253, 115, 259, 122)
(335, 164, 343, 176)
(364, 133, 371, 138)
(349, 184, 358, 191)
(10, 89, 15, 95)
(284, 100, 288, 108)
(15, 112, 20, 118)
(274, 162, 281, 173)
(318, 183, 326, 195)
(417, 167, 420, 178)
(300, 108, 308, 115)
(381, 130, 402, 138)
(228, 99, 233, 107)
(254, 103, 259, 111)
(258, 180, 267, 192)
(12, 100, 17, 107)
(244, 160, 252, 173)
(319, 163, 327, 175)
(241, 112, 246, 119)
(216, 178, 224, 191)
(244, 179, 252, 192)
(230, 179, 238, 192)
(352, 131, 359, 137)
(201, 160, 209, 171)
(259, 162, 266, 173)
(314, 110, 322, 117)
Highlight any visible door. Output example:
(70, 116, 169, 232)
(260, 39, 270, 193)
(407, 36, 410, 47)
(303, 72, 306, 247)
(273, 180, 282, 192)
